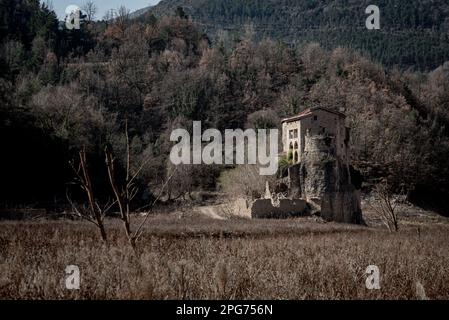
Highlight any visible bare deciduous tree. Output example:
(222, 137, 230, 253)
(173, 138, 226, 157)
(220, 164, 276, 200)
(82, 0, 97, 22)
(370, 180, 402, 232)
(103, 9, 114, 23)
(105, 121, 175, 249)
(115, 6, 130, 33)
(165, 161, 194, 200)
(68, 148, 111, 241)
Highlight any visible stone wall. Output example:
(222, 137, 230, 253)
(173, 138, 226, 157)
(283, 109, 348, 163)
(250, 198, 307, 219)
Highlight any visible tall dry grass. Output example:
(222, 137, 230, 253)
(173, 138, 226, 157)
(0, 216, 448, 299)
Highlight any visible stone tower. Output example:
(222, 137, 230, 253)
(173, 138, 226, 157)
(282, 107, 363, 224)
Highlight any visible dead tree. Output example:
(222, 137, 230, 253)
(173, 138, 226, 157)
(104, 121, 176, 249)
(371, 180, 401, 232)
(68, 148, 111, 241)
(105, 144, 135, 247)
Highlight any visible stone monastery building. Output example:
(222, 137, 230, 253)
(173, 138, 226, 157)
(281, 107, 350, 164)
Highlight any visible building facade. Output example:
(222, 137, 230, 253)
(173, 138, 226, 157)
(281, 107, 350, 164)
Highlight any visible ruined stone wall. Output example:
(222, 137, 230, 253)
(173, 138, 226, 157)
(224, 197, 307, 219)
(250, 198, 307, 219)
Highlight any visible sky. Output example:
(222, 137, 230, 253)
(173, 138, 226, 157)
(45, 0, 161, 20)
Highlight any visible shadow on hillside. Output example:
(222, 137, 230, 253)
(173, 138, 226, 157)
(409, 187, 449, 217)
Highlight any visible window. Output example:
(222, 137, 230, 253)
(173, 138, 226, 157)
(294, 151, 299, 163)
(313, 115, 318, 121)
(294, 142, 298, 149)
(289, 129, 298, 139)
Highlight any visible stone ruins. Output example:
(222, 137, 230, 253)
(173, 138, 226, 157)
(247, 106, 363, 224)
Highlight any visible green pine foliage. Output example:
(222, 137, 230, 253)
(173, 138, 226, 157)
(147, 0, 449, 70)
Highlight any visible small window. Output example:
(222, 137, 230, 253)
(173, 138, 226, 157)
(289, 130, 294, 139)
(313, 115, 318, 121)
(294, 141, 298, 149)
(293, 129, 298, 138)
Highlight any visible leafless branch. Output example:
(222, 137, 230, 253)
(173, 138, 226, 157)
(369, 180, 400, 232)
(68, 147, 108, 241)
(133, 167, 177, 242)
(104, 119, 177, 250)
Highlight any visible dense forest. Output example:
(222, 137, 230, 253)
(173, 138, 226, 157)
(146, 0, 449, 70)
(1, 0, 449, 213)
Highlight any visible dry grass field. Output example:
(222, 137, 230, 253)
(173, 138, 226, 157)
(1, 206, 449, 300)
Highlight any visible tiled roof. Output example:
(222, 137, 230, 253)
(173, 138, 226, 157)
(281, 107, 345, 123)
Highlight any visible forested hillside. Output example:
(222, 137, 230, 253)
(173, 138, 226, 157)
(1, 1, 449, 212)
(145, 0, 449, 70)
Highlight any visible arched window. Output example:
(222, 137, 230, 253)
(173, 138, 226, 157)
(289, 142, 293, 150)
(294, 151, 299, 163)
(294, 141, 298, 149)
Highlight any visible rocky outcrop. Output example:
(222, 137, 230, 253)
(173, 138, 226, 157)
(296, 134, 363, 224)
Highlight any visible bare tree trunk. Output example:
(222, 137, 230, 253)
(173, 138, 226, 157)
(69, 148, 108, 242)
(370, 180, 401, 232)
(105, 146, 134, 248)
(104, 120, 176, 250)
(79, 149, 107, 241)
